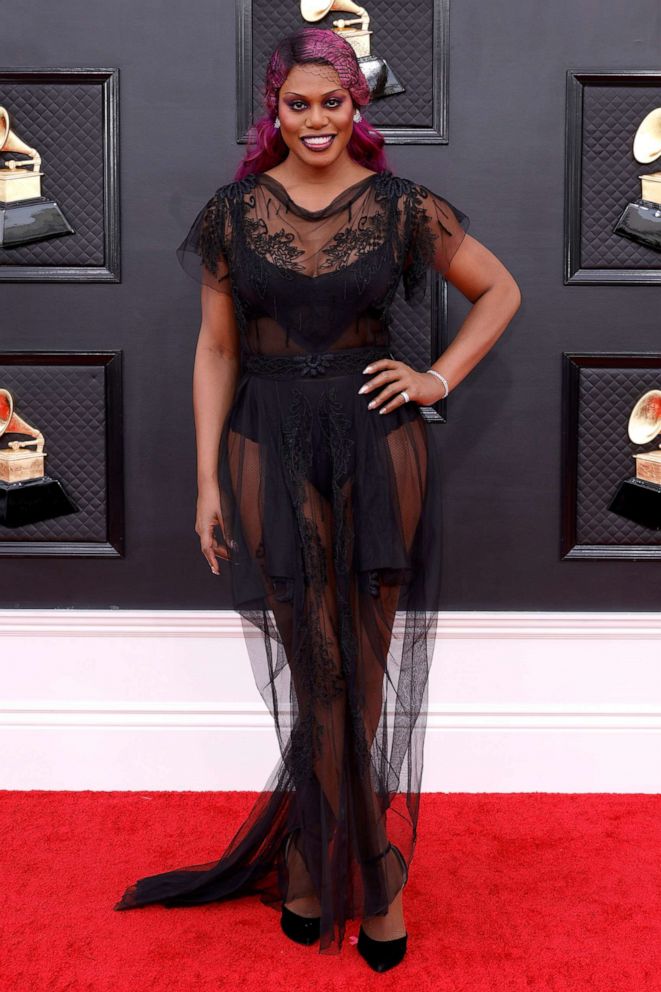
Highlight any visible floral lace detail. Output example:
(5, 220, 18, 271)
(179, 168, 468, 326)
(319, 385, 354, 483)
(243, 216, 307, 272)
(187, 169, 468, 351)
(239, 176, 391, 306)
(370, 172, 431, 304)
(196, 191, 227, 284)
(318, 209, 388, 271)
(318, 386, 370, 765)
(300, 353, 332, 376)
(279, 386, 313, 510)
(373, 170, 415, 201)
(278, 386, 347, 768)
(402, 183, 441, 304)
(199, 179, 261, 338)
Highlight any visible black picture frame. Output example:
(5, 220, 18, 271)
(564, 69, 661, 285)
(235, 0, 451, 144)
(561, 352, 661, 559)
(0, 351, 124, 557)
(0, 68, 120, 283)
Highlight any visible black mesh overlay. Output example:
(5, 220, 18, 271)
(114, 169, 470, 955)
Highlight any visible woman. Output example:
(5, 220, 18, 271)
(114, 26, 521, 971)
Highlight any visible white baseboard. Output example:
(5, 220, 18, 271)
(1, 609, 660, 792)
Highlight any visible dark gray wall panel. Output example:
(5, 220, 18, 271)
(2, 0, 660, 608)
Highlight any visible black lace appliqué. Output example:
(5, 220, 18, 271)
(371, 171, 443, 305)
(300, 353, 332, 376)
(318, 210, 388, 271)
(278, 387, 347, 762)
(243, 216, 307, 273)
(402, 184, 440, 303)
(197, 191, 227, 284)
(318, 387, 370, 765)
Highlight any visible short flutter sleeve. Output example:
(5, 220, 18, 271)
(402, 183, 470, 304)
(175, 189, 232, 294)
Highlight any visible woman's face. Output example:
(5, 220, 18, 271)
(276, 64, 355, 168)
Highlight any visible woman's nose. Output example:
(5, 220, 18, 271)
(306, 107, 329, 127)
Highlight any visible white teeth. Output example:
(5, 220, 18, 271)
(303, 136, 334, 145)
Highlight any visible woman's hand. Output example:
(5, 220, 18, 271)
(196, 481, 233, 575)
(358, 358, 447, 413)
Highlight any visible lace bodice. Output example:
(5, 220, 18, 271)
(176, 169, 470, 357)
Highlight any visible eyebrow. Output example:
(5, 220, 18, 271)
(283, 88, 344, 97)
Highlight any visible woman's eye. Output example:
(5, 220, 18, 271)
(289, 99, 342, 111)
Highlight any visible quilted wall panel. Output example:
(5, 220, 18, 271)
(0, 80, 105, 267)
(391, 275, 442, 371)
(250, 0, 436, 128)
(581, 83, 661, 270)
(575, 365, 661, 546)
(0, 363, 108, 542)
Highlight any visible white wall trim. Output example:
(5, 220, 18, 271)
(2, 609, 660, 791)
(2, 700, 661, 730)
(2, 607, 661, 637)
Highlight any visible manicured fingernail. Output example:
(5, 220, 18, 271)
(379, 407, 387, 414)
(363, 365, 373, 373)
(358, 384, 368, 394)
(368, 400, 376, 409)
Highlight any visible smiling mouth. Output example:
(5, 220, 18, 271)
(300, 134, 336, 148)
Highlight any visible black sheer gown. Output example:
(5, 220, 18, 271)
(114, 168, 470, 955)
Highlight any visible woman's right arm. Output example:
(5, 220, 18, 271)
(193, 283, 241, 575)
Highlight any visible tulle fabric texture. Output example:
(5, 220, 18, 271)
(114, 170, 469, 955)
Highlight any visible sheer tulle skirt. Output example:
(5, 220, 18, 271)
(114, 347, 443, 955)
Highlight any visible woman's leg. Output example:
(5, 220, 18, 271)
(353, 418, 428, 940)
(227, 430, 321, 915)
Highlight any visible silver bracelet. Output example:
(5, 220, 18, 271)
(425, 368, 449, 398)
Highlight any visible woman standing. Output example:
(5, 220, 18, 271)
(114, 26, 521, 972)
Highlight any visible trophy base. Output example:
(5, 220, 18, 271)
(0, 196, 75, 248)
(612, 198, 661, 251)
(357, 56, 406, 98)
(0, 475, 79, 528)
(608, 476, 661, 530)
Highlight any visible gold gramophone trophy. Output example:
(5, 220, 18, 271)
(0, 388, 78, 527)
(608, 388, 661, 530)
(612, 107, 661, 251)
(301, 1, 405, 98)
(0, 105, 75, 248)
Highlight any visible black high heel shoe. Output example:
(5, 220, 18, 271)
(280, 830, 321, 946)
(357, 842, 409, 972)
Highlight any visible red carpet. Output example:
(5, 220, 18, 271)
(2, 791, 659, 991)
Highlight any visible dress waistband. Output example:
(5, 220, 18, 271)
(242, 345, 393, 380)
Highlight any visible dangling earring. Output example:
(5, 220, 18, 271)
(353, 109, 362, 123)
(273, 115, 280, 129)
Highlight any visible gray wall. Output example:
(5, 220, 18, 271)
(2, 0, 660, 608)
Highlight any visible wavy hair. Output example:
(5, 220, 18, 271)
(234, 26, 390, 179)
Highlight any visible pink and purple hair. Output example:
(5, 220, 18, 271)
(234, 27, 390, 180)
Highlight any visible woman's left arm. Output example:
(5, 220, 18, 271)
(361, 233, 521, 413)
(427, 232, 521, 394)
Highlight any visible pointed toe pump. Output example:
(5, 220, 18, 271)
(357, 842, 409, 972)
(280, 831, 321, 945)
(357, 926, 408, 972)
(280, 901, 321, 945)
